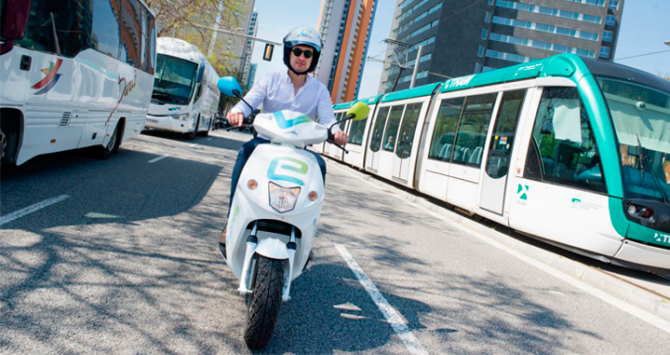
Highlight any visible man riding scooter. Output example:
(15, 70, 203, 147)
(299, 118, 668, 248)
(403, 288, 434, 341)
(219, 26, 348, 251)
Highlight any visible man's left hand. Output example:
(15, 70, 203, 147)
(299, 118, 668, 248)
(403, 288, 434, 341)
(334, 131, 349, 146)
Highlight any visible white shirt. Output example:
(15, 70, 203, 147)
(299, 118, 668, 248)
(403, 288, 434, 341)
(231, 71, 340, 137)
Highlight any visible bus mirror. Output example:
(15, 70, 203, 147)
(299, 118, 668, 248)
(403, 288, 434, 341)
(1, 0, 31, 54)
(218, 77, 243, 98)
(263, 44, 274, 61)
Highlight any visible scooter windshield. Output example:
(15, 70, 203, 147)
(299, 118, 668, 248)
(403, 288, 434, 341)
(254, 110, 329, 148)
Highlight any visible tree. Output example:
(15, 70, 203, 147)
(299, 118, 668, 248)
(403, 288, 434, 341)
(658, 72, 670, 82)
(147, 0, 249, 77)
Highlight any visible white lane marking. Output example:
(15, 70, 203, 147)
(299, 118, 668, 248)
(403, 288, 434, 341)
(148, 155, 169, 163)
(0, 195, 69, 226)
(189, 143, 199, 147)
(334, 243, 429, 355)
(331, 163, 670, 335)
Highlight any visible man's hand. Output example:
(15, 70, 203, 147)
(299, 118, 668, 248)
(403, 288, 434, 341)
(333, 131, 348, 146)
(227, 111, 245, 127)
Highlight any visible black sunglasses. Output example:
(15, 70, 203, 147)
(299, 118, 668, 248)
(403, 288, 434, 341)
(292, 48, 314, 59)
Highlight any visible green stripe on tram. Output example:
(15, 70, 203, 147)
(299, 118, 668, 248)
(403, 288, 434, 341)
(333, 101, 356, 110)
(380, 82, 442, 103)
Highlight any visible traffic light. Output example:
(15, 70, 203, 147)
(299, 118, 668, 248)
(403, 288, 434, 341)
(263, 44, 274, 61)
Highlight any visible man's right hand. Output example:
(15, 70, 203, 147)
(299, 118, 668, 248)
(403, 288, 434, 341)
(227, 111, 245, 127)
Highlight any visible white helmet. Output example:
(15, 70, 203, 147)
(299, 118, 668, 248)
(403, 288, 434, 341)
(283, 26, 322, 75)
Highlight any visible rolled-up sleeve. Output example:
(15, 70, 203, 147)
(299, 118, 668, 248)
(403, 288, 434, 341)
(230, 74, 268, 117)
(316, 86, 340, 132)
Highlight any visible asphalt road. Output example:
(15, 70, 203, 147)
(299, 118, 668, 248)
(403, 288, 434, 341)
(1, 129, 669, 354)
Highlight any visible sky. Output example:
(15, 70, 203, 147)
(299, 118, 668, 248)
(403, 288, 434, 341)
(247, 0, 670, 99)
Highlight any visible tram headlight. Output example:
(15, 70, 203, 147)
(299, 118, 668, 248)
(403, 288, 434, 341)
(268, 182, 300, 213)
(627, 205, 637, 216)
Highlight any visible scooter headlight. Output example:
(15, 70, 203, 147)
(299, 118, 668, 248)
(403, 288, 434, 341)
(268, 182, 300, 213)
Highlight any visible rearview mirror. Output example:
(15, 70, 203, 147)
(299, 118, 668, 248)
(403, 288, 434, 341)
(1, 0, 32, 54)
(218, 77, 242, 97)
(346, 102, 370, 121)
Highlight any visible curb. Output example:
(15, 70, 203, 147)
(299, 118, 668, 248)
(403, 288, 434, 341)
(325, 157, 670, 325)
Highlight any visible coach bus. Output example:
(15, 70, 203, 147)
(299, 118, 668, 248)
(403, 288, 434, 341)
(325, 54, 670, 274)
(0, 0, 157, 166)
(144, 37, 220, 140)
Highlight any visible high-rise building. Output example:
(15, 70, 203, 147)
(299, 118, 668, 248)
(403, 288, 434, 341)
(247, 63, 258, 88)
(316, 0, 378, 103)
(379, 0, 624, 93)
(241, 8, 259, 86)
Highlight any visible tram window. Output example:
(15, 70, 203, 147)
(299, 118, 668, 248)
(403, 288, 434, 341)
(525, 87, 606, 193)
(348, 113, 368, 146)
(453, 93, 497, 167)
(396, 103, 422, 159)
(383, 105, 404, 152)
(486, 90, 526, 179)
(428, 98, 465, 162)
(370, 107, 390, 152)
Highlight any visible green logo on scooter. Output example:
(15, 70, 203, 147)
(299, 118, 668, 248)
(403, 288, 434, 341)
(268, 157, 308, 185)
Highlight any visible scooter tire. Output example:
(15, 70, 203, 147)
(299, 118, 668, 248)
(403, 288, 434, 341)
(243, 255, 285, 349)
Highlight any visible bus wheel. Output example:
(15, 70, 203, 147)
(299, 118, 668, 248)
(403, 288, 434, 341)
(99, 124, 119, 160)
(185, 117, 199, 140)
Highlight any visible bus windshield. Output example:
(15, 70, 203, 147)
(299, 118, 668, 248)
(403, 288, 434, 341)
(597, 76, 670, 203)
(152, 54, 198, 105)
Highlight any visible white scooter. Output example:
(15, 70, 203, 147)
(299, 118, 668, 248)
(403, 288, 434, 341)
(217, 77, 369, 349)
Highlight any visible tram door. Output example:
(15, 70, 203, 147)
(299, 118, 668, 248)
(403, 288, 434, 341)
(392, 103, 421, 181)
(480, 90, 527, 214)
(367, 106, 390, 171)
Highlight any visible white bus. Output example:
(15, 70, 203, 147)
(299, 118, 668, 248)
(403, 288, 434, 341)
(0, 0, 157, 166)
(145, 37, 220, 140)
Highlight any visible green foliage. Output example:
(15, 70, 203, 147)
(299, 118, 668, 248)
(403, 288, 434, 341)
(147, 0, 248, 78)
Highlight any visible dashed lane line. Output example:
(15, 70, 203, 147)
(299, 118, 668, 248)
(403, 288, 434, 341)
(0, 195, 70, 226)
(148, 155, 169, 163)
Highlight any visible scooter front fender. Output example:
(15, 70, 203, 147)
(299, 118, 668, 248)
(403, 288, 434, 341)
(254, 237, 290, 261)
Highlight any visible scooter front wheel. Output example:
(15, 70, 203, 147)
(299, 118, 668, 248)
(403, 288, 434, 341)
(243, 255, 285, 349)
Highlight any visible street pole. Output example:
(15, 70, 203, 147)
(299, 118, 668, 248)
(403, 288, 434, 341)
(409, 45, 423, 89)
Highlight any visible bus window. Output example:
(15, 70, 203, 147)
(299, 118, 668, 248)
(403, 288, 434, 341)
(485, 90, 526, 179)
(92, 0, 121, 59)
(15, 0, 93, 57)
(524, 87, 606, 193)
(382, 105, 404, 152)
(453, 93, 497, 167)
(370, 107, 390, 152)
(428, 98, 465, 162)
(148, 15, 157, 73)
(120, 0, 142, 68)
(153, 55, 198, 105)
(396, 103, 422, 159)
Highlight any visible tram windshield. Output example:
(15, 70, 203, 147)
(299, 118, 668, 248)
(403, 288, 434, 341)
(597, 76, 670, 203)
